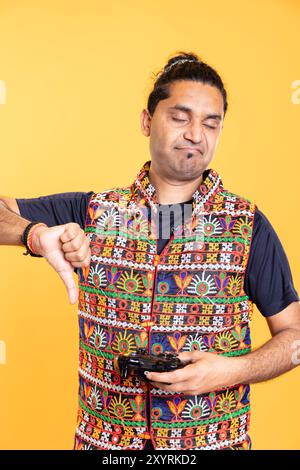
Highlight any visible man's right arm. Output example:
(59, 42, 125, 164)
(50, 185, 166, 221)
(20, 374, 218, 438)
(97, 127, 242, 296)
(0, 196, 91, 304)
(0, 198, 34, 246)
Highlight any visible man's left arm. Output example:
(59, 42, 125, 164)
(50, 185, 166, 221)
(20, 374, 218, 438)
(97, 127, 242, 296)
(233, 300, 300, 384)
(147, 208, 300, 393)
(147, 301, 300, 394)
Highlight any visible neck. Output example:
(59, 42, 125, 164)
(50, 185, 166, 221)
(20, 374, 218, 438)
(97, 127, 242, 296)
(148, 167, 204, 204)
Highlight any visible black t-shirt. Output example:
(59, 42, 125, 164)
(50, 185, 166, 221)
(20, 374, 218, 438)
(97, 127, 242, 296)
(16, 191, 299, 318)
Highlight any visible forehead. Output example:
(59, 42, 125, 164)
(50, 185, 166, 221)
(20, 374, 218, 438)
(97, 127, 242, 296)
(158, 80, 224, 116)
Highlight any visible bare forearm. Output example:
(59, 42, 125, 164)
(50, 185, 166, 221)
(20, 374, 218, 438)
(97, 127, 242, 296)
(0, 200, 31, 245)
(232, 328, 300, 385)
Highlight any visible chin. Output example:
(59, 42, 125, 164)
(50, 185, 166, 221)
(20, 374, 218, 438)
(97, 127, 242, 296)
(179, 158, 203, 176)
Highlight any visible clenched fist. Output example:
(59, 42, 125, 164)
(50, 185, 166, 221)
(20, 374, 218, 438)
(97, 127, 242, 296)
(31, 222, 91, 305)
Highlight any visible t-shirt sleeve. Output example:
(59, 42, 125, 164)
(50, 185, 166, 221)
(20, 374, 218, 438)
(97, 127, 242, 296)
(244, 207, 300, 317)
(16, 191, 94, 229)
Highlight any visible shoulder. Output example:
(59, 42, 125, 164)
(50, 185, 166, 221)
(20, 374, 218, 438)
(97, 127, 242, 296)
(251, 206, 285, 243)
(246, 206, 292, 277)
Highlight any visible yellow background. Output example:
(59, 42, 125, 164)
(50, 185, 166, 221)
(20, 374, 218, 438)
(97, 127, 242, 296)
(0, 0, 299, 450)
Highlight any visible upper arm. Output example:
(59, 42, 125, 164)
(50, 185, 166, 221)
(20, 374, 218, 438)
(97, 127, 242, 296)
(244, 207, 299, 317)
(0, 197, 21, 215)
(266, 301, 300, 336)
(15, 191, 94, 229)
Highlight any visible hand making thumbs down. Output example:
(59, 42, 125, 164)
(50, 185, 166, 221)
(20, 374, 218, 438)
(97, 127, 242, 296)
(31, 222, 91, 304)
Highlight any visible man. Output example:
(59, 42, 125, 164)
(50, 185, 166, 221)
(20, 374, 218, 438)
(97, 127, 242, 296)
(1, 52, 300, 451)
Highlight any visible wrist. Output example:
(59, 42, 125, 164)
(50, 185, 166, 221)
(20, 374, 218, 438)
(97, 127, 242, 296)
(29, 224, 48, 256)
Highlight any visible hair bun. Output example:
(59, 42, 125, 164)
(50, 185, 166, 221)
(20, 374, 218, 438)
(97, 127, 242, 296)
(163, 52, 200, 74)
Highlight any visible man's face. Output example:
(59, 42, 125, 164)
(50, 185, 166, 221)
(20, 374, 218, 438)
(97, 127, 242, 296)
(140, 80, 224, 182)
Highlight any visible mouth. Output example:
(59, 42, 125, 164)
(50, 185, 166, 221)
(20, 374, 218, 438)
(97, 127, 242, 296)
(175, 147, 203, 156)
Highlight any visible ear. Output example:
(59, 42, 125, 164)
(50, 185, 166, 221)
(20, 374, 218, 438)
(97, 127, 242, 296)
(140, 109, 152, 137)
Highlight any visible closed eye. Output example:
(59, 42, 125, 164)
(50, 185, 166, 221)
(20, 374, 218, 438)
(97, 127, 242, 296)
(173, 118, 217, 129)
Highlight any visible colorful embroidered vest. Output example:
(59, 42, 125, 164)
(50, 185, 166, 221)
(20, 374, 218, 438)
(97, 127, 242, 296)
(74, 161, 256, 450)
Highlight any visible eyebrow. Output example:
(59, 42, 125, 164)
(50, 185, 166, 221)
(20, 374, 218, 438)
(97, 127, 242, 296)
(167, 104, 222, 120)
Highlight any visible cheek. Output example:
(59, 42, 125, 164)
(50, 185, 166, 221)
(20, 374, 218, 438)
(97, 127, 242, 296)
(151, 123, 167, 144)
(158, 120, 178, 142)
(206, 132, 219, 150)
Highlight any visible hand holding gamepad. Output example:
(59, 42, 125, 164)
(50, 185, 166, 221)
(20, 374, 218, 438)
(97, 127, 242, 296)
(115, 349, 239, 395)
(143, 350, 241, 396)
(114, 348, 186, 384)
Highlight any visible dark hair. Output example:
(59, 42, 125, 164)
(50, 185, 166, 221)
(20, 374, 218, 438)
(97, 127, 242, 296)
(147, 51, 228, 117)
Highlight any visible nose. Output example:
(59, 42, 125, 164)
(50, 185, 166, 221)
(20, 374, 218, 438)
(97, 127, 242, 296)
(183, 120, 204, 144)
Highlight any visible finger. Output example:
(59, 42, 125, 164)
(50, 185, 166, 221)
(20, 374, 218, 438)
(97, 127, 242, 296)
(177, 351, 206, 364)
(147, 361, 197, 384)
(45, 248, 78, 304)
(62, 239, 81, 253)
(64, 245, 89, 264)
(80, 251, 91, 268)
(70, 256, 91, 268)
(150, 380, 193, 393)
(61, 233, 88, 253)
(59, 223, 81, 244)
(56, 267, 78, 304)
(146, 367, 187, 384)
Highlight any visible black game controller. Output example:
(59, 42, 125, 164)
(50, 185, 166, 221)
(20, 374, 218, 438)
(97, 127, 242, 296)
(114, 348, 185, 383)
